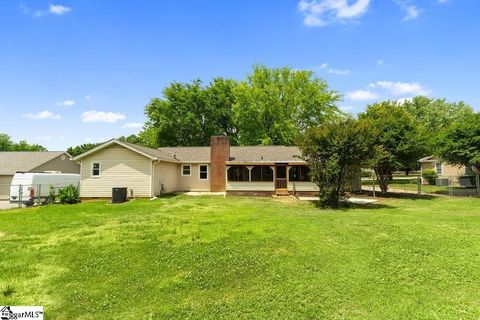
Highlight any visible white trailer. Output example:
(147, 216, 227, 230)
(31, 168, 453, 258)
(9, 172, 80, 204)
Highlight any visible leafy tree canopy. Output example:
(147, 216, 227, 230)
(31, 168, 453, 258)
(0, 133, 46, 151)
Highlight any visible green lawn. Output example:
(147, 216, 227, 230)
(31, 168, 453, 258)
(1, 195, 480, 319)
(363, 178, 450, 194)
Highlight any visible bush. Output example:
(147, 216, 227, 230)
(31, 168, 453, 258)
(47, 185, 56, 204)
(361, 169, 373, 178)
(422, 169, 438, 185)
(58, 185, 80, 204)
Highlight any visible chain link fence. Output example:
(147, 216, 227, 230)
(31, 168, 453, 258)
(362, 175, 480, 197)
(0, 182, 80, 208)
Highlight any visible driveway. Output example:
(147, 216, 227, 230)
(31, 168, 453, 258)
(0, 201, 18, 210)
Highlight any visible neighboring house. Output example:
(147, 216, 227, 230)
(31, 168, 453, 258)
(419, 155, 474, 181)
(72, 136, 362, 199)
(0, 151, 80, 199)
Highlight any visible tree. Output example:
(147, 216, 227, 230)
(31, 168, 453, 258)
(359, 101, 428, 194)
(401, 96, 474, 153)
(118, 134, 143, 145)
(300, 118, 369, 207)
(142, 78, 238, 147)
(0, 133, 46, 151)
(438, 112, 480, 181)
(234, 65, 341, 145)
(67, 143, 101, 157)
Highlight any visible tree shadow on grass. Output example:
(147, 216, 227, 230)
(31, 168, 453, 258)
(359, 190, 437, 201)
(308, 200, 394, 211)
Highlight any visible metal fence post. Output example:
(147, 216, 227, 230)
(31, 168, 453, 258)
(417, 176, 421, 195)
(448, 177, 453, 197)
(476, 174, 480, 197)
(18, 184, 22, 208)
(372, 171, 376, 198)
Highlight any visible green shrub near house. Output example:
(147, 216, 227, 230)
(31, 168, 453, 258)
(422, 169, 438, 185)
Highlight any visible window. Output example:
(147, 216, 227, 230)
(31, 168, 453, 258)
(251, 166, 274, 182)
(435, 162, 443, 175)
(227, 166, 249, 182)
(289, 166, 310, 182)
(181, 165, 191, 176)
(91, 162, 101, 177)
(199, 165, 208, 180)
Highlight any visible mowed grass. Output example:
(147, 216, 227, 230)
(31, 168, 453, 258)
(1, 195, 480, 319)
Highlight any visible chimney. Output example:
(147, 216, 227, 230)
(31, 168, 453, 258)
(210, 136, 230, 192)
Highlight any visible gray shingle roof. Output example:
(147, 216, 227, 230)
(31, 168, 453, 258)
(158, 146, 304, 163)
(119, 141, 180, 162)
(0, 151, 67, 175)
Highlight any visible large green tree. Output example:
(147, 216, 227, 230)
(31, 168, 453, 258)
(0, 133, 46, 151)
(67, 143, 101, 157)
(438, 112, 480, 174)
(401, 96, 474, 152)
(360, 101, 428, 194)
(234, 65, 341, 145)
(300, 118, 369, 207)
(143, 78, 238, 147)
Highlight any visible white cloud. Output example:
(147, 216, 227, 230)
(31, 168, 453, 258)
(328, 68, 350, 75)
(81, 110, 126, 123)
(49, 4, 71, 15)
(122, 122, 143, 129)
(318, 63, 329, 69)
(375, 81, 430, 96)
(56, 100, 75, 107)
(346, 89, 378, 101)
(395, 1, 422, 21)
(298, 0, 370, 27)
(23, 110, 62, 120)
(397, 97, 414, 105)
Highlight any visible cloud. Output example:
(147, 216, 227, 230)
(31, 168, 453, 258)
(395, 1, 422, 20)
(346, 89, 378, 101)
(81, 110, 126, 123)
(375, 81, 430, 96)
(317, 63, 329, 69)
(49, 4, 71, 15)
(23, 110, 62, 120)
(122, 122, 143, 129)
(328, 68, 350, 75)
(397, 97, 414, 105)
(377, 59, 385, 66)
(298, 0, 370, 27)
(56, 100, 75, 107)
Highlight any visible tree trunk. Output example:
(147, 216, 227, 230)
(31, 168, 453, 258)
(374, 167, 390, 194)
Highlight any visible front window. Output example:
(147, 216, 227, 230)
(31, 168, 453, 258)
(92, 162, 101, 177)
(435, 162, 443, 175)
(182, 165, 191, 176)
(227, 166, 249, 182)
(251, 166, 274, 182)
(199, 165, 208, 180)
(289, 166, 310, 182)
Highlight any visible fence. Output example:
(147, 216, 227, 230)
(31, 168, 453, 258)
(361, 175, 480, 197)
(0, 182, 80, 208)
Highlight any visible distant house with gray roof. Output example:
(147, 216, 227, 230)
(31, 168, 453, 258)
(72, 136, 361, 199)
(0, 151, 80, 199)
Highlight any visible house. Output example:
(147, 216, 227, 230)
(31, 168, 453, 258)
(0, 151, 80, 199)
(419, 155, 474, 182)
(72, 136, 361, 199)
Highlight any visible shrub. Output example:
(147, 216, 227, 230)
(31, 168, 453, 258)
(58, 185, 80, 204)
(361, 169, 373, 178)
(47, 185, 56, 204)
(422, 169, 438, 185)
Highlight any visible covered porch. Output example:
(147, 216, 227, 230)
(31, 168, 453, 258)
(225, 162, 317, 196)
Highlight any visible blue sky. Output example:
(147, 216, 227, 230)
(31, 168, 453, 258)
(0, 0, 479, 150)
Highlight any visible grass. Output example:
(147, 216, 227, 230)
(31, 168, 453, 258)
(1, 195, 480, 319)
(363, 178, 451, 194)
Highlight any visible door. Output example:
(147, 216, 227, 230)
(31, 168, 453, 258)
(275, 165, 287, 191)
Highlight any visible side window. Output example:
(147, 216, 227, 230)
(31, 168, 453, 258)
(182, 165, 191, 176)
(435, 162, 442, 175)
(92, 162, 101, 177)
(199, 165, 208, 180)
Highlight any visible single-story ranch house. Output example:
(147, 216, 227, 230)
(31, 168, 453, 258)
(0, 151, 80, 199)
(419, 155, 474, 179)
(72, 136, 361, 199)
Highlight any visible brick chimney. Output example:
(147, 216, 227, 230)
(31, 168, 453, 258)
(210, 136, 230, 192)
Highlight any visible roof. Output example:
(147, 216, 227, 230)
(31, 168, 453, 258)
(0, 151, 68, 175)
(419, 155, 440, 163)
(72, 139, 179, 162)
(159, 146, 303, 163)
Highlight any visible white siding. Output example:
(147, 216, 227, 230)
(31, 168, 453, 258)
(80, 145, 152, 198)
(227, 181, 275, 191)
(0, 175, 13, 200)
(177, 164, 211, 191)
(153, 162, 180, 195)
(287, 181, 318, 192)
